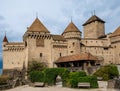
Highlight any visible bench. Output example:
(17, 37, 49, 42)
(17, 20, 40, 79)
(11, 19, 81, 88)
(34, 82, 44, 87)
(78, 82, 90, 88)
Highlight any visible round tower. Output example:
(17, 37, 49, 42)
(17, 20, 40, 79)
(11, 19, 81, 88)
(62, 21, 81, 55)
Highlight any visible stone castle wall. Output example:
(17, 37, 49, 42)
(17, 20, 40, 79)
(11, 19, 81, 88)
(3, 47, 25, 70)
(83, 21, 105, 38)
(2, 16, 120, 71)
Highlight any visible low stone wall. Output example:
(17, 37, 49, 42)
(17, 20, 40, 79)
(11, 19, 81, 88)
(107, 78, 120, 89)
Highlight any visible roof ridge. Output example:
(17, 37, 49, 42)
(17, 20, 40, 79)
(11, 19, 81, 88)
(83, 15, 105, 26)
(110, 26, 120, 37)
(27, 18, 50, 33)
(62, 21, 81, 34)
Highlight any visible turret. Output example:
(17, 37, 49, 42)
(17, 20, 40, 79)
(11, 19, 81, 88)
(62, 21, 81, 55)
(23, 17, 50, 41)
(83, 15, 105, 39)
(2, 34, 8, 50)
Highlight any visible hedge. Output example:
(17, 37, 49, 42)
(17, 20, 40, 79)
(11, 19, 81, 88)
(44, 68, 69, 86)
(68, 72, 98, 88)
(29, 68, 98, 88)
(69, 71, 87, 79)
(29, 71, 45, 82)
(93, 65, 119, 80)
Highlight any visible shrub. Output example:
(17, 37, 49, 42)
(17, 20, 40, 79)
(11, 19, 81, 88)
(69, 71, 87, 79)
(69, 75, 98, 88)
(29, 71, 45, 82)
(44, 68, 69, 86)
(28, 68, 98, 88)
(93, 65, 119, 80)
(0, 75, 10, 85)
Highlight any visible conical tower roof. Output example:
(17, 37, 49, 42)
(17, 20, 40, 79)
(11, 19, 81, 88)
(3, 35, 8, 42)
(62, 22, 81, 34)
(83, 15, 105, 26)
(27, 18, 50, 33)
(110, 26, 120, 37)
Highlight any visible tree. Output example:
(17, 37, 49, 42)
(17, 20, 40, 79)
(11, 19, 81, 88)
(93, 65, 119, 80)
(28, 61, 47, 73)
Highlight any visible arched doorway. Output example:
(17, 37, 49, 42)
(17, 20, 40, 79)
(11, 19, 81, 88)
(55, 75, 62, 87)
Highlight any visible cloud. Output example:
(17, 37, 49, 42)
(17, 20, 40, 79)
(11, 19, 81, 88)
(0, 1, 120, 44)
(0, 15, 4, 21)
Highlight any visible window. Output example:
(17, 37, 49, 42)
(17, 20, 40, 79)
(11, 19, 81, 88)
(40, 53, 43, 57)
(70, 51, 74, 53)
(72, 42, 75, 47)
(59, 53, 62, 57)
(104, 48, 108, 50)
(25, 41, 27, 47)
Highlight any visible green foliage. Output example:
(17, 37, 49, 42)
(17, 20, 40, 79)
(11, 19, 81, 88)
(68, 72, 98, 88)
(29, 71, 45, 82)
(28, 61, 47, 73)
(69, 71, 87, 79)
(28, 68, 98, 88)
(44, 68, 69, 86)
(93, 65, 119, 80)
(0, 75, 10, 85)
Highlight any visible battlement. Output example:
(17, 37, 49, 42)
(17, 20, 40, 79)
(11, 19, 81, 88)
(23, 32, 51, 41)
(63, 32, 81, 39)
(3, 42, 25, 51)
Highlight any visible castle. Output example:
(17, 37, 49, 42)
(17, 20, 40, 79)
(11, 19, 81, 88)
(2, 14, 120, 71)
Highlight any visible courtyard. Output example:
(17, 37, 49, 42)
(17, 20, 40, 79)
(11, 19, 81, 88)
(5, 81, 119, 91)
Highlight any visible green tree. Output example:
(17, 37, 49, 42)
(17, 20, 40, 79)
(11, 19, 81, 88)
(93, 65, 119, 80)
(28, 61, 47, 73)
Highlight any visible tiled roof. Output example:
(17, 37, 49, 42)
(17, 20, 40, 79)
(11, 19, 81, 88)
(62, 22, 81, 34)
(3, 35, 8, 42)
(55, 52, 98, 63)
(52, 35, 66, 41)
(27, 18, 50, 33)
(110, 26, 120, 37)
(83, 15, 105, 26)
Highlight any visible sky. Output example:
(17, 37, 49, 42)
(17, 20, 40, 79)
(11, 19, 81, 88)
(0, 0, 120, 69)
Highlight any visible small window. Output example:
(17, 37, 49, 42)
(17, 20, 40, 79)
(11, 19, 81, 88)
(70, 51, 73, 53)
(60, 53, 62, 57)
(104, 48, 108, 50)
(25, 41, 27, 47)
(40, 53, 42, 57)
(72, 42, 75, 47)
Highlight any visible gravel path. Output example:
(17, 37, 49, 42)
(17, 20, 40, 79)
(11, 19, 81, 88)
(4, 81, 119, 91)
(5, 85, 119, 91)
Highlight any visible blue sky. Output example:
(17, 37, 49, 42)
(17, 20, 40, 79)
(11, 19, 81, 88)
(0, 0, 120, 68)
